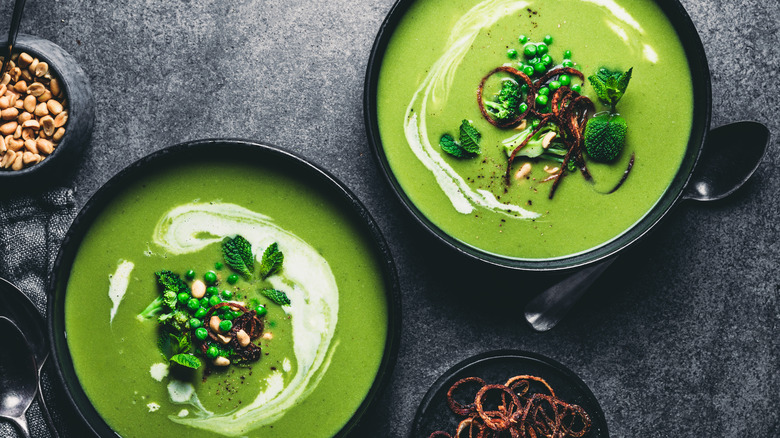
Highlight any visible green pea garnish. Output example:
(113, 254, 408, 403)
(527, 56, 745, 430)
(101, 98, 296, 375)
(195, 327, 208, 341)
(203, 271, 217, 285)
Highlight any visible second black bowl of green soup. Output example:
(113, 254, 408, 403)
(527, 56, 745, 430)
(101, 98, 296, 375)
(365, 0, 716, 271)
(47, 140, 400, 437)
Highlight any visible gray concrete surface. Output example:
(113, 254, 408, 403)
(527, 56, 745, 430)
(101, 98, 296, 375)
(1, 0, 778, 436)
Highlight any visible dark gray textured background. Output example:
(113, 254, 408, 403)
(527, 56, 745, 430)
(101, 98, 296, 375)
(1, 0, 778, 436)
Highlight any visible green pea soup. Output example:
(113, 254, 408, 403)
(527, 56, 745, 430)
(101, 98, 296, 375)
(376, 0, 694, 260)
(61, 154, 391, 437)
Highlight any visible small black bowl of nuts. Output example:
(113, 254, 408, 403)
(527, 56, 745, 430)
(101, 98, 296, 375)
(0, 34, 94, 184)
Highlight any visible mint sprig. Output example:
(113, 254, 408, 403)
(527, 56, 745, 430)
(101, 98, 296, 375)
(459, 119, 481, 153)
(588, 67, 632, 111)
(222, 235, 254, 278)
(170, 353, 202, 369)
(261, 288, 291, 306)
(259, 242, 284, 279)
(440, 120, 481, 158)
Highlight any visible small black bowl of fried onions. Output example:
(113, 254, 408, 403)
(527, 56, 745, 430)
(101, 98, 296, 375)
(0, 34, 94, 186)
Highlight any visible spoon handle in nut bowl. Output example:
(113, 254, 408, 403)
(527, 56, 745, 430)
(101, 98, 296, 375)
(1, 0, 27, 73)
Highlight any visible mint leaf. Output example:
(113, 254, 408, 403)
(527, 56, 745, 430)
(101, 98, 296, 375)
(158, 331, 191, 358)
(222, 235, 254, 278)
(458, 119, 481, 154)
(440, 133, 469, 158)
(261, 288, 291, 306)
(587, 67, 632, 110)
(259, 242, 284, 279)
(170, 353, 202, 369)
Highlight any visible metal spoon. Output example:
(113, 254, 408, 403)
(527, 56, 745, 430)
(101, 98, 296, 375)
(525, 121, 770, 331)
(0, 278, 59, 437)
(0, 0, 27, 74)
(0, 316, 38, 438)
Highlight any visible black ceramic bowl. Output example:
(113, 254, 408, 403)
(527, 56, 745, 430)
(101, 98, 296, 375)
(47, 140, 401, 437)
(411, 350, 609, 437)
(364, 0, 711, 272)
(0, 34, 94, 184)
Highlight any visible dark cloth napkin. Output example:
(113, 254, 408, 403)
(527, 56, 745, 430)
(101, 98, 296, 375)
(0, 187, 93, 437)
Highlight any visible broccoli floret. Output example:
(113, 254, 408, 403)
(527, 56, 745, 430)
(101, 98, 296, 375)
(138, 296, 164, 320)
(583, 114, 627, 162)
(484, 80, 522, 121)
(502, 123, 560, 159)
(158, 309, 190, 332)
(138, 272, 187, 321)
(155, 270, 190, 295)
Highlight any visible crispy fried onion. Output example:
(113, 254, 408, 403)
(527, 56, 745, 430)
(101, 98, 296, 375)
(477, 66, 535, 129)
(200, 301, 265, 363)
(479, 66, 594, 199)
(430, 375, 591, 438)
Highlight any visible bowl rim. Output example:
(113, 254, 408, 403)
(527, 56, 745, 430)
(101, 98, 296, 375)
(0, 33, 91, 181)
(363, 0, 712, 272)
(46, 139, 402, 437)
(410, 349, 610, 437)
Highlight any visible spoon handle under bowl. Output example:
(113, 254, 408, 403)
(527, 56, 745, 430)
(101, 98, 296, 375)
(524, 258, 615, 332)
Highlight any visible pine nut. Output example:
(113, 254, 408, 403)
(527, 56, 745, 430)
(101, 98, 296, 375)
(34, 102, 48, 117)
(26, 82, 45, 97)
(22, 119, 39, 129)
(0, 149, 16, 169)
(22, 151, 40, 164)
(191, 280, 206, 298)
(21, 127, 34, 141)
(23, 95, 35, 112)
(236, 330, 250, 347)
(213, 356, 230, 367)
(46, 99, 62, 115)
(37, 90, 51, 102)
(17, 53, 32, 68)
(514, 162, 532, 180)
(34, 62, 48, 77)
(50, 79, 61, 97)
(54, 111, 67, 127)
(0, 121, 17, 135)
(11, 152, 22, 170)
(6, 137, 22, 152)
(36, 138, 53, 155)
(1, 108, 17, 120)
(17, 112, 31, 125)
(24, 139, 37, 153)
(209, 316, 222, 333)
(541, 131, 557, 149)
(1, 149, 15, 167)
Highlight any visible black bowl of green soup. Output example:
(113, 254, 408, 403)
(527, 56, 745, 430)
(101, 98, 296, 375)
(47, 140, 400, 437)
(365, 0, 712, 270)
